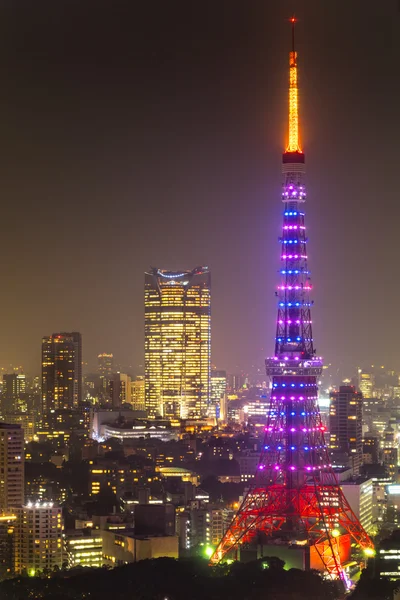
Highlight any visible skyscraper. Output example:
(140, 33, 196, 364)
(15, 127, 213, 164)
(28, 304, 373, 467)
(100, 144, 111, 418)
(97, 353, 114, 377)
(210, 370, 227, 418)
(111, 372, 131, 407)
(0, 423, 24, 510)
(329, 385, 363, 475)
(42, 332, 82, 413)
(2, 374, 26, 413)
(145, 267, 211, 419)
(358, 370, 375, 398)
(131, 376, 145, 411)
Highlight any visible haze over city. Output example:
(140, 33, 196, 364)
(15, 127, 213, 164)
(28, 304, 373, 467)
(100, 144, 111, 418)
(0, 1, 399, 596)
(0, 0, 398, 378)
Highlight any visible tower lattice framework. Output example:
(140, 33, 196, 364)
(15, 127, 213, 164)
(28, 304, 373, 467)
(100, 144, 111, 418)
(210, 21, 374, 583)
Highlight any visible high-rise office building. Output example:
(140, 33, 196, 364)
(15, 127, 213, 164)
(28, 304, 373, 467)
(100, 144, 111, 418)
(358, 370, 375, 398)
(13, 503, 63, 575)
(144, 267, 211, 419)
(329, 385, 363, 474)
(210, 370, 227, 418)
(111, 372, 131, 407)
(42, 332, 82, 413)
(2, 374, 26, 413)
(131, 376, 145, 411)
(2, 374, 26, 400)
(0, 424, 24, 510)
(98, 353, 114, 377)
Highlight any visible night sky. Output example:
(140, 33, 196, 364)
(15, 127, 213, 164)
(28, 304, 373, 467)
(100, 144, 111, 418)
(0, 0, 398, 378)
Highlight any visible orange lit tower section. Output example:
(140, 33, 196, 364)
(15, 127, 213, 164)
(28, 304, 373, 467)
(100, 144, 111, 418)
(210, 21, 374, 586)
(286, 18, 301, 154)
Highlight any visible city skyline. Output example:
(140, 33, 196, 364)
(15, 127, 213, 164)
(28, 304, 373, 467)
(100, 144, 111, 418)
(0, 1, 398, 377)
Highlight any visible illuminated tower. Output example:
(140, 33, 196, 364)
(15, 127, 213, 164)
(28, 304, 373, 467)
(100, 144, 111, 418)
(144, 267, 211, 419)
(210, 21, 374, 584)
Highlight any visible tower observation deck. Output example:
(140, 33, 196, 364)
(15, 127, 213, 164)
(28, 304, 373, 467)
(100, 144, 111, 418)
(210, 20, 374, 586)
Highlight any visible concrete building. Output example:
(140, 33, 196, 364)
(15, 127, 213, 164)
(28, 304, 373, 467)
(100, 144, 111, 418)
(210, 371, 227, 419)
(64, 530, 103, 568)
(134, 504, 175, 536)
(101, 529, 178, 566)
(0, 513, 17, 580)
(377, 530, 400, 581)
(340, 478, 374, 534)
(13, 503, 63, 575)
(176, 504, 210, 552)
(329, 385, 363, 474)
(358, 370, 375, 398)
(97, 353, 114, 377)
(42, 332, 82, 412)
(0, 423, 24, 510)
(238, 451, 260, 483)
(111, 373, 131, 408)
(2, 374, 26, 413)
(131, 377, 145, 411)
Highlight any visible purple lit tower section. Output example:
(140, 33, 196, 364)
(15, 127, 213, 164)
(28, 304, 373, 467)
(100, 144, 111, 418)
(210, 21, 374, 584)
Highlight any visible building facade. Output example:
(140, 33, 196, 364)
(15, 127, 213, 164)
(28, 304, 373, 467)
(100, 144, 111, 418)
(111, 373, 131, 407)
(42, 332, 82, 413)
(2, 374, 26, 413)
(144, 267, 211, 419)
(329, 385, 363, 475)
(0, 513, 17, 580)
(210, 370, 227, 418)
(131, 376, 145, 411)
(97, 353, 114, 377)
(64, 531, 103, 568)
(340, 478, 374, 534)
(0, 424, 24, 510)
(13, 503, 63, 575)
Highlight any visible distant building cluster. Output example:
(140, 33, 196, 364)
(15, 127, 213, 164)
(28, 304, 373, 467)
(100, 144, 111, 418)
(0, 267, 400, 584)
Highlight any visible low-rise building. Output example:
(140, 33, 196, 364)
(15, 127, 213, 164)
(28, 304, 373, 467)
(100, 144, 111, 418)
(101, 529, 178, 566)
(64, 530, 103, 568)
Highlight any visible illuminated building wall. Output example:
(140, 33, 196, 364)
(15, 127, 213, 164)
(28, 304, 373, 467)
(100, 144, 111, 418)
(144, 267, 211, 419)
(0, 513, 16, 580)
(340, 478, 374, 534)
(64, 532, 102, 568)
(210, 370, 227, 418)
(131, 376, 145, 411)
(0, 424, 24, 511)
(329, 386, 363, 474)
(358, 371, 375, 398)
(5, 413, 35, 443)
(2, 374, 26, 413)
(13, 503, 63, 575)
(42, 332, 82, 413)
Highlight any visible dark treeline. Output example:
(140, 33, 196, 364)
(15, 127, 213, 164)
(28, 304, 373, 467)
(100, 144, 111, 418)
(0, 557, 341, 600)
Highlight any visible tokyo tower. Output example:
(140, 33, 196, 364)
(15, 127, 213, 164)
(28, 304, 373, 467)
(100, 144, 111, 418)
(210, 20, 374, 583)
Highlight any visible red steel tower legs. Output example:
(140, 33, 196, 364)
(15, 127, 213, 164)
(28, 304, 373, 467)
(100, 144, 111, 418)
(210, 21, 374, 584)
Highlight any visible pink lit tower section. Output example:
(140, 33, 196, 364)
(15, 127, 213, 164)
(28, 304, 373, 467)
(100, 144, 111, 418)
(210, 20, 374, 585)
